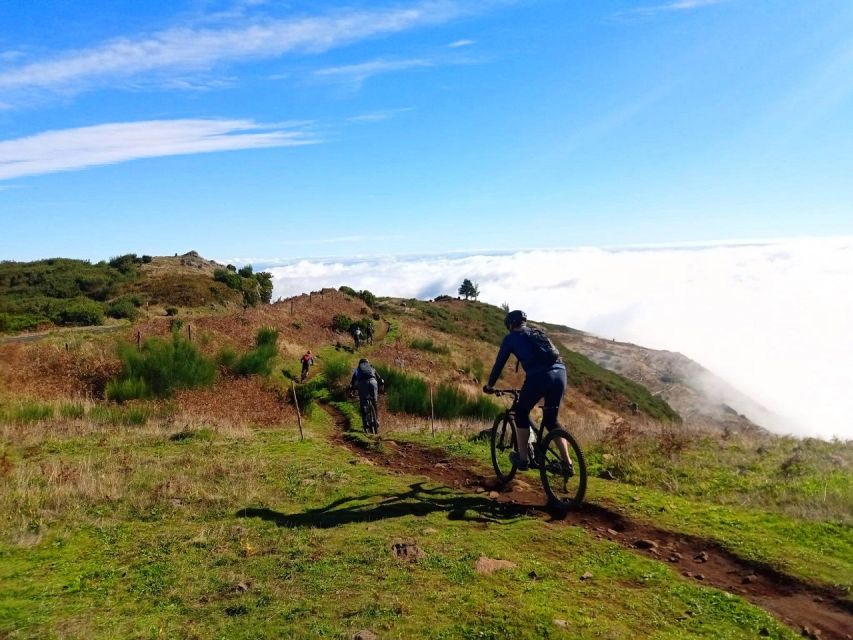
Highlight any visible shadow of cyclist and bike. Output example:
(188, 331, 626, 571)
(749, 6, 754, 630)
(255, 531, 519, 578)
(236, 481, 527, 529)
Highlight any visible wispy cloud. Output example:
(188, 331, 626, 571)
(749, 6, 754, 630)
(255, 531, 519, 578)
(314, 57, 436, 86)
(0, 2, 477, 100)
(630, 0, 728, 15)
(0, 119, 319, 180)
(448, 39, 475, 48)
(348, 107, 416, 123)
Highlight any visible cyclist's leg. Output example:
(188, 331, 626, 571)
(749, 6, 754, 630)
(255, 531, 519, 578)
(357, 390, 369, 429)
(369, 380, 380, 428)
(542, 367, 572, 466)
(516, 375, 544, 465)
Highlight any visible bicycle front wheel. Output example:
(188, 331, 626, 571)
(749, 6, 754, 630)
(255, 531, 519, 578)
(490, 413, 517, 484)
(366, 399, 378, 434)
(539, 428, 587, 509)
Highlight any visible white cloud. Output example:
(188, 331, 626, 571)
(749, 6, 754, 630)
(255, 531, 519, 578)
(629, 0, 728, 15)
(0, 2, 473, 97)
(448, 39, 475, 48)
(0, 119, 319, 180)
(266, 237, 853, 440)
(314, 58, 435, 86)
(348, 107, 416, 123)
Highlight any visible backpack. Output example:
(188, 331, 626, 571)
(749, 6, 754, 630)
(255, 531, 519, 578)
(358, 361, 376, 380)
(523, 327, 561, 365)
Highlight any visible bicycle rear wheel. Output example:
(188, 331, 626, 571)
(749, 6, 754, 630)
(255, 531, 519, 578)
(365, 399, 379, 434)
(539, 428, 587, 509)
(490, 413, 517, 484)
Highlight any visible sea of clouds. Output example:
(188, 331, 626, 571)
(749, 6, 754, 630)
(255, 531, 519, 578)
(266, 237, 853, 439)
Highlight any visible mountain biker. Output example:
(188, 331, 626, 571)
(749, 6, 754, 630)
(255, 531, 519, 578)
(300, 350, 314, 382)
(483, 310, 572, 472)
(364, 322, 374, 345)
(350, 357, 384, 431)
(350, 324, 362, 349)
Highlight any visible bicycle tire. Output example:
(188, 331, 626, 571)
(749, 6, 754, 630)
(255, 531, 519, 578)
(539, 428, 587, 509)
(365, 397, 379, 434)
(490, 412, 517, 484)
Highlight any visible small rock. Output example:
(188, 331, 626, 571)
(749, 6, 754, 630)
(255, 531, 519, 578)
(528, 570, 539, 580)
(631, 495, 641, 502)
(488, 491, 500, 499)
(580, 572, 593, 581)
(741, 574, 757, 584)
(682, 571, 692, 578)
(677, 614, 689, 621)
(353, 630, 377, 640)
(553, 619, 567, 628)
(693, 573, 705, 581)
(598, 470, 616, 480)
(234, 581, 251, 593)
(813, 596, 823, 603)
(801, 626, 822, 639)
(694, 551, 709, 563)
(474, 486, 485, 493)
(475, 556, 517, 574)
(634, 539, 658, 550)
(606, 529, 620, 536)
(667, 553, 683, 563)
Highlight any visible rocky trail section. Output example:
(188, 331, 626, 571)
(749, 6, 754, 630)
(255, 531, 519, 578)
(324, 405, 853, 640)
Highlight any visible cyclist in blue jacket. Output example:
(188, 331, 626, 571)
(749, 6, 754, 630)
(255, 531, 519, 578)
(484, 310, 572, 471)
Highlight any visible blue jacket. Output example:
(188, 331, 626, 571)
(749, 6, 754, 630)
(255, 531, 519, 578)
(487, 329, 565, 388)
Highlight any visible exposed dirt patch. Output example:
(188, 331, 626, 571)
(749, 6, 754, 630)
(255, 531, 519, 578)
(475, 556, 517, 574)
(325, 405, 853, 640)
(390, 539, 424, 563)
(175, 377, 295, 427)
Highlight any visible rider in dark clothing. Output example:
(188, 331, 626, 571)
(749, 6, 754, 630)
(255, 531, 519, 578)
(350, 358, 384, 431)
(484, 310, 569, 471)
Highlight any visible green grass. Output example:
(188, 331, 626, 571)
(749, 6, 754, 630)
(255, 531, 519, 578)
(0, 412, 801, 639)
(410, 338, 451, 355)
(393, 428, 853, 596)
(0, 401, 55, 423)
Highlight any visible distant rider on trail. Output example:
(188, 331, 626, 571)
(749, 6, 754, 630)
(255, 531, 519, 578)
(350, 324, 363, 350)
(300, 350, 314, 382)
(484, 310, 573, 471)
(350, 358, 384, 432)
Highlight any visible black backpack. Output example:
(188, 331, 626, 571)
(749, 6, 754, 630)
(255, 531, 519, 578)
(358, 361, 376, 380)
(523, 327, 561, 365)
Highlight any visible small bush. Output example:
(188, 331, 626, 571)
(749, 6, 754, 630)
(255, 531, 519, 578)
(89, 404, 151, 426)
(141, 255, 153, 264)
(222, 328, 279, 377)
(213, 268, 242, 290)
(6, 402, 54, 423)
(109, 333, 215, 400)
(165, 307, 179, 317)
(323, 353, 352, 389)
(56, 299, 105, 326)
(410, 338, 450, 355)
(58, 403, 86, 419)
(339, 285, 358, 297)
(238, 265, 254, 278)
(332, 314, 353, 332)
(106, 297, 140, 321)
(358, 289, 376, 307)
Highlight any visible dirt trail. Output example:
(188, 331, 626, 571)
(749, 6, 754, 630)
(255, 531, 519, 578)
(324, 406, 853, 640)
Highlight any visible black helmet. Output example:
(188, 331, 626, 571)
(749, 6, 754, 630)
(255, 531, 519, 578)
(504, 309, 527, 330)
(359, 358, 369, 364)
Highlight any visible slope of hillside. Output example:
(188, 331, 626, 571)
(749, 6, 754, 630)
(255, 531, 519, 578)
(2, 261, 851, 638)
(549, 329, 772, 433)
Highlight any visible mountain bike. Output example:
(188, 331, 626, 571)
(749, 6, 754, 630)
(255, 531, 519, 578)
(487, 389, 587, 509)
(350, 389, 381, 435)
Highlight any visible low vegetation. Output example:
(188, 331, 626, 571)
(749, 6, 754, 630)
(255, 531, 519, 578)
(376, 366, 499, 420)
(213, 264, 273, 307)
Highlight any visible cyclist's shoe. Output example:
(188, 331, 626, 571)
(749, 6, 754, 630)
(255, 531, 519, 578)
(562, 461, 575, 477)
(509, 451, 530, 471)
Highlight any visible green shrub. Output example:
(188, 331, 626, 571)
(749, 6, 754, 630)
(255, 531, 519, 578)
(374, 366, 498, 419)
(338, 285, 358, 297)
(89, 404, 151, 425)
(322, 353, 352, 389)
(214, 268, 243, 290)
(223, 328, 279, 377)
(217, 347, 238, 370)
(358, 289, 376, 307)
(106, 297, 140, 321)
(332, 314, 353, 332)
(108, 254, 142, 274)
(410, 338, 450, 355)
(58, 403, 86, 419)
(165, 307, 178, 317)
(6, 402, 54, 423)
(109, 334, 215, 401)
(55, 299, 105, 326)
(141, 255, 153, 264)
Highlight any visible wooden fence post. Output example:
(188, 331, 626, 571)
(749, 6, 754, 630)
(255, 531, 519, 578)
(429, 385, 436, 438)
(187, 324, 192, 342)
(136, 330, 141, 351)
(290, 299, 294, 314)
(291, 381, 304, 441)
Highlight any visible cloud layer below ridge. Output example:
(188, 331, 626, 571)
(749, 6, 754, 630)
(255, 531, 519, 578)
(267, 237, 853, 439)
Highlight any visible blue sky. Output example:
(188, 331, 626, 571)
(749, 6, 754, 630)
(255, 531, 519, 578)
(1, 0, 852, 262)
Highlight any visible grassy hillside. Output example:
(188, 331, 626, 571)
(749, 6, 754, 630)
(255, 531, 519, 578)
(1, 276, 850, 638)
